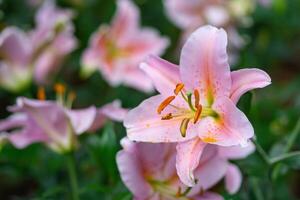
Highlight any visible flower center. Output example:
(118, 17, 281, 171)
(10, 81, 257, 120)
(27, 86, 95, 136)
(148, 179, 191, 200)
(157, 83, 218, 137)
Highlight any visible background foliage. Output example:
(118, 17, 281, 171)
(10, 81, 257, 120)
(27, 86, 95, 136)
(0, 0, 300, 199)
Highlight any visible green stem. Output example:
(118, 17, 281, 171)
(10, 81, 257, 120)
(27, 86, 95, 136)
(251, 138, 271, 165)
(283, 118, 300, 153)
(270, 151, 300, 164)
(66, 153, 80, 200)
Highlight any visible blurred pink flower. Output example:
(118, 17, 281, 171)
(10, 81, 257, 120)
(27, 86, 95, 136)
(124, 25, 271, 186)
(81, 0, 169, 92)
(0, 27, 33, 92)
(164, 0, 255, 64)
(0, 1, 77, 92)
(30, 0, 77, 84)
(117, 137, 255, 199)
(0, 98, 127, 153)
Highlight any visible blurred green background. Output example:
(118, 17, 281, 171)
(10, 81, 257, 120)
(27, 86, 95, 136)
(0, 0, 300, 199)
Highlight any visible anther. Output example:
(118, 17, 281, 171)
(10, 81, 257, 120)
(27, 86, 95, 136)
(161, 113, 173, 120)
(180, 118, 190, 137)
(174, 83, 184, 95)
(157, 96, 175, 114)
(194, 89, 200, 107)
(37, 87, 46, 100)
(193, 105, 202, 124)
(54, 83, 66, 95)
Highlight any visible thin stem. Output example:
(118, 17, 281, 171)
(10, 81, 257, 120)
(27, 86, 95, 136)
(283, 118, 300, 153)
(251, 138, 271, 165)
(66, 153, 80, 200)
(270, 151, 300, 164)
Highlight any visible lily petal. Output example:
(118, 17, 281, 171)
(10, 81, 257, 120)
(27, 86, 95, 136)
(180, 25, 231, 104)
(230, 68, 271, 104)
(198, 97, 254, 147)
(140, 55, 181, 96)
(176, 138, 206, 186)
(116, 143, 153, 198)
(225, 163, 242, 194)
(218, 142, 255, 159)
(66, 106, 97, 135)
(111, 0, 139, 40)
(125, 95, 197, 143)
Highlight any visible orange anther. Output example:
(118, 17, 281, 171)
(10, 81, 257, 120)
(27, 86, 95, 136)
(68, 91, 76, 102)
(161, 113, 173, 120)
(157, 96, 175, 114)
(37, 87, 46, 100)
(194, 89, 200, 107)
(193, 105, 202, 124)
(54, 83, 66, 95)
(174, 83, 184, 95)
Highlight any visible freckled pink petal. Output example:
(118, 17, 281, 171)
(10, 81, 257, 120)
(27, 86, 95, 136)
(225, 164, 242, 194)
(180, 25, 231, 103)
(124, 95, 197, 143)
(122, 69, 154, 93)
(176, 138, 206, 186)
(198, 97, 254, 147)
(140, 55, 181, 96)
(111, 0, 139, 40)
(0, 27, 32, 65)
(116, 144, 153, 198)
(65, 106, 97, 135)
(189, 158, 227, 195)
(193, 192, 224, 200)
(218, 142, 255, 159)
(230, 68, 271, 104)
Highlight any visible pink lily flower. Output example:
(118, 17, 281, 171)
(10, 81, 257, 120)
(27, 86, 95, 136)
(0, 97, 127, 153)
(81, 0, 169, 92)
(164, 0, 255, 64)
(117, 137, 255, 199)
(30, 0, 77, 84)
(124, 25, 271, 186)
(0, 27, 33, 92)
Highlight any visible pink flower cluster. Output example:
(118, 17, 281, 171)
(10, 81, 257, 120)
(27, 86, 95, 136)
(0, 0, 272, 198)
(0, 1, 76, 92)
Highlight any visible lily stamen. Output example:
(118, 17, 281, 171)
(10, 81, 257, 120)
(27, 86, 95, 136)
(193, 105, 202, 124)
(194, 89, 200, 107)
(180, 118, 190, 137)
(174, 83, 184, 95)
(37, 87, 46, 101)
(161, 113, 173, 120)
(157, 96, 176, 114)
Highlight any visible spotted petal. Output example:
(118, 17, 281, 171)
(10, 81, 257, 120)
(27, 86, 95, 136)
(180, 25, 231, 105)
(176, 138, 207, 186)
(125, 95, 198, 143)
(230, 68, 271, 104)
(198, 97, 254, 147)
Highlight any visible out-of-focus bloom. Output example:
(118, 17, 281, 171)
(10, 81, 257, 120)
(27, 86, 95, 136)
(124, 26, 271, 186)
(0, 28, 33, 92)
(30, 0, 77, 84)
(0, 91, 127, 153)
(0, 1, 77, 92)
(117, 138, 255, 199)
(164, 0, 256, 63)
(81, 0, 169, 92)
(258, 0, 272, 7)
